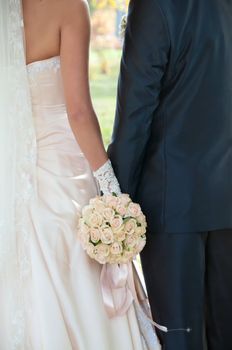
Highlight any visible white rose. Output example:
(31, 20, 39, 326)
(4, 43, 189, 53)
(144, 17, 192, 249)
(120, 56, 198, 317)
(90, 228, 101, 243)
(78, 218, 90, 234)
(89, 196, 102, 205)
(104, 195, 118, 209)
(109, 254, 122, 264)
(96, 243, 110, 264)
(135, 238, 146, 254)
(103, 208, 115, 221)
(87, 211, 103, 227)
(127, 203, 142, 217)
(110, 215, 124, 231)
(101, 226, 114, 244)
(86, 243, 96, 258)
(110, 242, 123, 255)
(136, 225, 147, 236)
(137, 214, 147, 226)
(119, 256, 129, 264)
(115, 204, 127, 216)
(118, 194, 131, 206)
(122, 250, 135, 262)
(124, 235, 137, 249)
(124, 219, 137, 235)
(92, 198, 106, 213)
(114, 226, 126, 241)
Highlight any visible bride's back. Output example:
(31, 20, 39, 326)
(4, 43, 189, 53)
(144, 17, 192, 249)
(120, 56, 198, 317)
(22, 0, 63, 64)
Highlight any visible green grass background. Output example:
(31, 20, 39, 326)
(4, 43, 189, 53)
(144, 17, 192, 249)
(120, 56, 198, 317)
(90, 48, 122, 146)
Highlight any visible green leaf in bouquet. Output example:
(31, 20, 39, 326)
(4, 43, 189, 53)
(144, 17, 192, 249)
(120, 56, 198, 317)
(123, 217, 132, 224)
(91, 240, 99, 246)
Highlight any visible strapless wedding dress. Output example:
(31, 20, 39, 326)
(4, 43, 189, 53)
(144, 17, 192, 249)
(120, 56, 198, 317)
(26, 56, 147, 350)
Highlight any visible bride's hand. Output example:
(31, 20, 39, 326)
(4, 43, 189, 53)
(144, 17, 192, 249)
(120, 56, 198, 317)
(93, 160, 121, 196)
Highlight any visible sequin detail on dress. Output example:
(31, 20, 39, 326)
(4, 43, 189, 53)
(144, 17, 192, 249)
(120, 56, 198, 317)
(27, 56, 61, 76)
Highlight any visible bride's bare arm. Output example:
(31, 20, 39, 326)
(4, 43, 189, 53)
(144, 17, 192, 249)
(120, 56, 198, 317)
(60, 0, 108, 171)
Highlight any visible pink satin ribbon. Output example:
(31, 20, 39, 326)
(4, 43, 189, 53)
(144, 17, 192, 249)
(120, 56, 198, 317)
(100, 263, 138, 318)
(100, 263, 170, 333)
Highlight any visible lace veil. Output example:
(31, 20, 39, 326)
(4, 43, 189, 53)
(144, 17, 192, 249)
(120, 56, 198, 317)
(0, 0, 37, 348)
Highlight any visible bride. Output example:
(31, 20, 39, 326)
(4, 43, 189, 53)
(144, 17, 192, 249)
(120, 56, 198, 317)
(0, 0, 161, 349)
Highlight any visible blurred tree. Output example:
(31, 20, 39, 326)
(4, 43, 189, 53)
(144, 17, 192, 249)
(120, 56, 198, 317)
(88, 0, 97, 14)
(89, 0, 128, 11)
(89, 0, 127, 37)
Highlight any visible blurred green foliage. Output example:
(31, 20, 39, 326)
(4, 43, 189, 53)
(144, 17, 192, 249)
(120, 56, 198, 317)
(89, 0, 128, 11)
(90, 48, 122, 146)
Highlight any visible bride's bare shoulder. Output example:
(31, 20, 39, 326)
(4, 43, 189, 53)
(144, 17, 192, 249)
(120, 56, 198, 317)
(58, 0, 89, 20)
(59, 0, 89, 8)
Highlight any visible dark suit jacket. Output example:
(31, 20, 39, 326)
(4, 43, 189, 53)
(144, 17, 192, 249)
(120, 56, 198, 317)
(108, 0, 232, 233)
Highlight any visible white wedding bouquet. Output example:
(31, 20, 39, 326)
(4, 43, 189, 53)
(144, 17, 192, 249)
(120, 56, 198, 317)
(78, 192, 162, 350)
(77, 194, 147, 265)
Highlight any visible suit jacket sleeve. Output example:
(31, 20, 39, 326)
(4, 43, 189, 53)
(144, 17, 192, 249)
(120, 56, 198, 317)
(108, 0, 170, 198)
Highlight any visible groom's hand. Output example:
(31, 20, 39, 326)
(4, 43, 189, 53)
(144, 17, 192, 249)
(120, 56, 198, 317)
(108, 0, 170, 198)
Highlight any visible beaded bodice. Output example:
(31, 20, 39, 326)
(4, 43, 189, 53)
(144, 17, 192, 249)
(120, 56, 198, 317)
(27, 56, 61, 75)
(27, 56, 66, 107)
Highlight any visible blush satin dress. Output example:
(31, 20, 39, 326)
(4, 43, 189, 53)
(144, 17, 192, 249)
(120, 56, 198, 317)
(26, 56, 147, 350)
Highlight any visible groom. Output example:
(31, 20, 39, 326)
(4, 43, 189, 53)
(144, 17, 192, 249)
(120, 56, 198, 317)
(108, 0, 232, 349)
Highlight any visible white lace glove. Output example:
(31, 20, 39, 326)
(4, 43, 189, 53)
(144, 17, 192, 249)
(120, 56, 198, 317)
(93, 160, 121, 196)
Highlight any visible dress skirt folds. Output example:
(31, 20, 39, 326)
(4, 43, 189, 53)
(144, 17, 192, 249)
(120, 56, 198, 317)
(25, 56, 147, 350)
